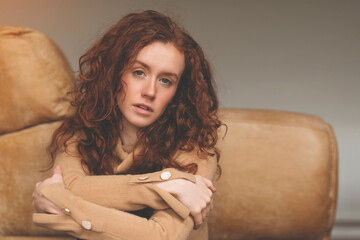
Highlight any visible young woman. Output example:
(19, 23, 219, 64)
(32, 10, 222, 240)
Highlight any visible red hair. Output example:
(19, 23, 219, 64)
(49, 10, 222, 176)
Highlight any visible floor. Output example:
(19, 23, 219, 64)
(331, 220, 360, 240)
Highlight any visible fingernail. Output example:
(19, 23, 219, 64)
(55, 166, 60, 170)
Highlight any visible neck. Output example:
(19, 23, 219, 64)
(119, 121, 138, 146)
(119, 130, 138, 146)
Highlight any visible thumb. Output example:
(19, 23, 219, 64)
(202, 177, 216, 193)
(53, 165, 63, 176)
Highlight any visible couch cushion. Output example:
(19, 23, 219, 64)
(0, 26, 74, 134)
(0, 121, 67, 236)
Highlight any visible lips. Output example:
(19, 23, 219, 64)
(134, 104, 153, 112)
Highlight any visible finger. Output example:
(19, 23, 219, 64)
(38, 196, 64, 215)
(201, 207, 207, 221)
(34, 182, 43, 196)
(47, 205, 64, 215)
(201, 177, 216, 192)
(51, 166, 64, 182)
(205, 201, 212, 217)
(203, 199, 211, 217)
(208, 185, 216, 193)
(191, 210, 202, 230)
(206, 187, 213, 198)
(204, 194, 211, 206)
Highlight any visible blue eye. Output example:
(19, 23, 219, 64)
(133, 70, 145, 76)
(160, 78, 172, 85)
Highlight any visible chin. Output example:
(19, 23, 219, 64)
(132, 120, 154, 129)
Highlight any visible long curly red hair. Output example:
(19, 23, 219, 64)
(49, 10, 222, 176)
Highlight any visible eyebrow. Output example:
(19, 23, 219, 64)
(133, 60, 180, 81)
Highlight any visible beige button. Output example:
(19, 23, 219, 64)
(160, 171, 171, 180)
(138, 176, 149, 180)
(81, 220, 92, 230)
(63, 208, 71, 215)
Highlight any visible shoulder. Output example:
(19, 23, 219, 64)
(57, 133, 83, 158)
(173, 148, 218, 180)
(174, 146, 216, 163)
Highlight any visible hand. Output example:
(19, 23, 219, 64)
(154, 175, 216, 229)
(32, 166, 64, 214)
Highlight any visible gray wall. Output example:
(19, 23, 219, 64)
(1, 0, 359, 223)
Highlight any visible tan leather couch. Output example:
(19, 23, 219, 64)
(0, 26, 338, 240)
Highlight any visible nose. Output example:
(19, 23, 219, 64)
(141, 77, 156, 100)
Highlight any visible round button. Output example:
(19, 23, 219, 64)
(81, 220, 92, 230)
(160, 171, 171, 180)
(63, 208, 71, 215)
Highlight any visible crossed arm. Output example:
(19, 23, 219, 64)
(32, 148, 218, 239)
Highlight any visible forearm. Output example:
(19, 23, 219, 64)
(33, 150, 217, 239)
(33, 183, 194, 240)
(56, 151, 195, 218)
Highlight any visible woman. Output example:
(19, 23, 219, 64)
(33, 10, 222, 240)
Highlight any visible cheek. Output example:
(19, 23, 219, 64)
(116, 91, 124, 105)
(159, 90, 177, 110)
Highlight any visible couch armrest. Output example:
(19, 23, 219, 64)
(209, 108, 338, 240)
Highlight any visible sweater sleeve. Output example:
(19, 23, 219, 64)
(33, 151, 218, 240)
(55, 145, 196, 219)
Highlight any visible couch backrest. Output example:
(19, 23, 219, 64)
(0, 26, 74, 135)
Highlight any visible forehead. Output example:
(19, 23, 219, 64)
(134, 41, 185, 75)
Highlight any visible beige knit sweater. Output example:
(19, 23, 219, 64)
(33, 138, 217, 240)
